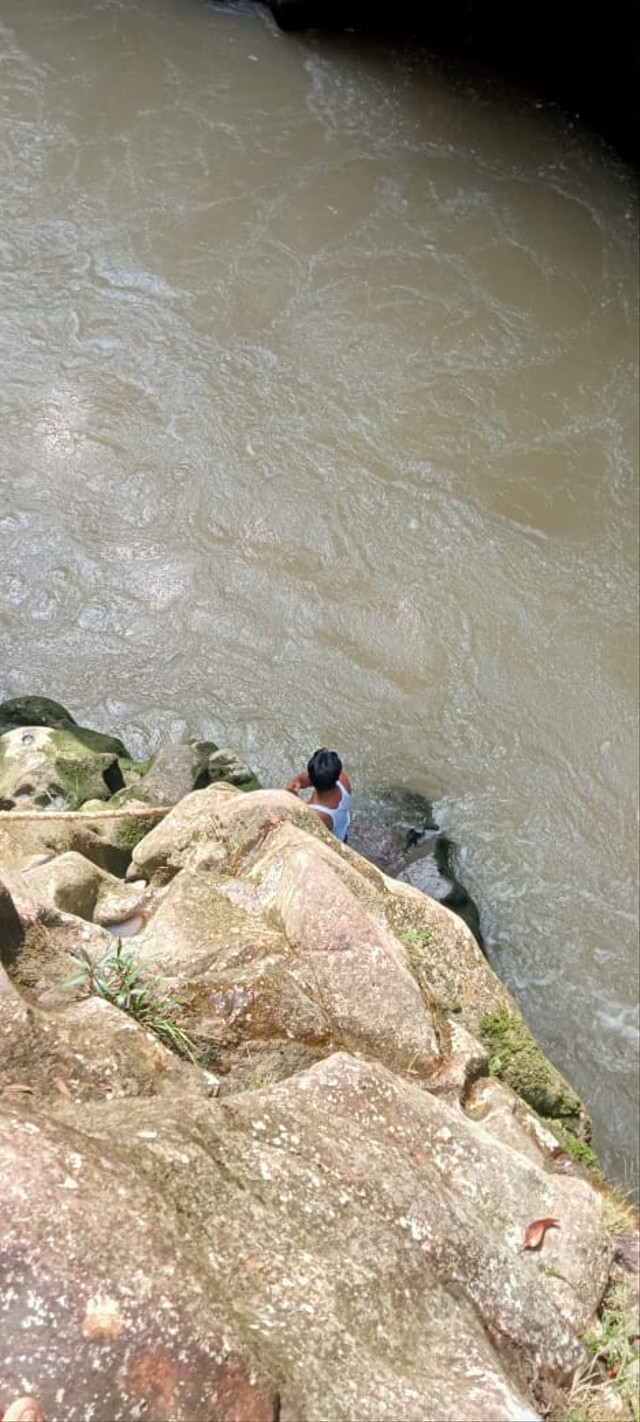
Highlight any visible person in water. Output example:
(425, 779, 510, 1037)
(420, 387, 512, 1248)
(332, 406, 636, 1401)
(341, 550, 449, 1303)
(285, 748, 352, 842)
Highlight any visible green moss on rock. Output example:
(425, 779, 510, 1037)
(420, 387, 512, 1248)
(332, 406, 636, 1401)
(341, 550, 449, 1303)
(0, 696, 130, 758)
(54, 754, 119, 808)
(0, 695, 78, 733)
(479, 1005, 589, 1136)
(116, 815, 159, 849)
(551, 1120, 604, 1180)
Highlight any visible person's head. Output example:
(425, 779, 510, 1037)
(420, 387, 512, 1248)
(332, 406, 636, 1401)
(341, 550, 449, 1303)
(307, 747, 342, 791)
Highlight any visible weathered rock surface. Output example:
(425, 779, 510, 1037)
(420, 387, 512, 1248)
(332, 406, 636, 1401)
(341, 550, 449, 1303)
(0, 726, 125, 810)
(0, 695, 129, 757)
(0, 806, 157, 878)
(0, 964, 211, 1105)
(112, 740, 261, 808)
(0, 752, 630, 1421)
(19, 851, 147, 928)
(0, 1031, 611, 1422)
(1, 783, 587, 1126)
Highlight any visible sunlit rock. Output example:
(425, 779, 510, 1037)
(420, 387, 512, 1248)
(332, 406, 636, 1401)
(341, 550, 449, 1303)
(0, 725, 124, 811)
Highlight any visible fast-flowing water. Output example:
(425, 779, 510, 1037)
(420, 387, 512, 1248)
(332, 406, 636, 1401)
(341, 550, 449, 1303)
(1, 0, 638, 1191)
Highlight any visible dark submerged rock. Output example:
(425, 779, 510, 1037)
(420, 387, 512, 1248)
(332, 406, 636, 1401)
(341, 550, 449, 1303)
(349, 787, 485, 948)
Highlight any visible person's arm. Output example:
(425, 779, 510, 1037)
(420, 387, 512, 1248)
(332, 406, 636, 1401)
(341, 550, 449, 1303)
(339, 769, 352, 793)
(285, 769, 311, 795)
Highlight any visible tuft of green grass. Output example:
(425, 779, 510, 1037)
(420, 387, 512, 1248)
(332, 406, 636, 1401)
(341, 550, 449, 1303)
(551, 1121, 604, 1180)
(599, 1186, 640, 1239)
(561, 1283, 640, 1422)
(584, 1283, 638, 1373)
(66, 940, 198, 1062)
(244, 1071, 277, 1092)
(116, 815, 158, 849)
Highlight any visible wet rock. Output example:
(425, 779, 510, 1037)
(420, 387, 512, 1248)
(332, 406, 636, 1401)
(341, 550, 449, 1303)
(347, 787, 440, 871)
(349, 787, 484, 946)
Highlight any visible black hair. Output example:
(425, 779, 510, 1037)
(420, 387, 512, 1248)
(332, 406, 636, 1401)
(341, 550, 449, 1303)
(307, 747, 342, 791)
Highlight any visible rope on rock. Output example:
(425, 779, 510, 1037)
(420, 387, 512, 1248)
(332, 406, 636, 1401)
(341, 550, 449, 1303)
(0, 806, 171, 821)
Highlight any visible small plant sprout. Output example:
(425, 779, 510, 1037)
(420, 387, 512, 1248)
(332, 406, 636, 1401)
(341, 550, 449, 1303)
(400, 927, 434, 948)
(66, 939, 197, 1061)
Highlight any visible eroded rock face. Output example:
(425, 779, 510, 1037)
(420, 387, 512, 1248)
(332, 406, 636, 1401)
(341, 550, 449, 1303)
(0, 780, 617, 1421)
(0, 1033, 611, 1422)
(0, 726, 125, 811)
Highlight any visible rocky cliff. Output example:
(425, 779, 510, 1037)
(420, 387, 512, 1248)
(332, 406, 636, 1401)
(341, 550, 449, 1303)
(0, 700, 637, 1422)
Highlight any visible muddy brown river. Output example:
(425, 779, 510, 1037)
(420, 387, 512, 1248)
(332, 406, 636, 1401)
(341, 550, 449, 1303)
(0, 0, 638, 1190)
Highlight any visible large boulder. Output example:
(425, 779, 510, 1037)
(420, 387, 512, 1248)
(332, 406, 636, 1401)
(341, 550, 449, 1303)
(1, 782, 588, 1129)
(0, 726, 125, 810)
(0, 780, 629, 1421)
(123, 785, 587, 1129)
(111, 740, 260, 809)
(0, 1037, 612, 1422)
(0, 696, 129, 758)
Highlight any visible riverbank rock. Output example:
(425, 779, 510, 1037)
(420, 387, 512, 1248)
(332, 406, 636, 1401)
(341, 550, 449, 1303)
(0, 763, 630, 1420)
(0, 1032, 612, 1422)
(112, 740, 261, 808)
(0, 725, 125, 811)
(349, 787, 484, 946)
(1, 782, 587, 1128)
(0, 696, 129, 758)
